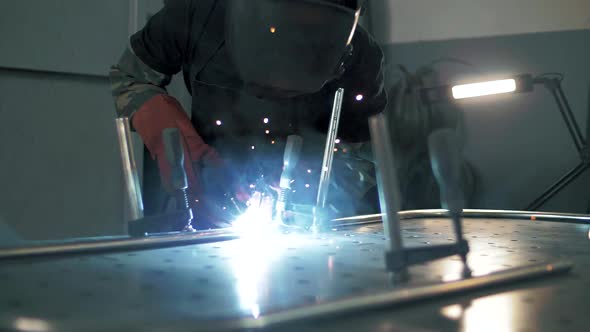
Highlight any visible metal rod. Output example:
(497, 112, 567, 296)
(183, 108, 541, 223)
(368, 113, 404, 255)
(0, 230, 237, 261)
(231, 261, 572, 330)
(115, 118, 144, 222)
(526, 162, 589, 211)
(330, 209, 590, 225)
(313, 88, 345, 228)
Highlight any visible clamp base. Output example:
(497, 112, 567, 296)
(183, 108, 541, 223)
(128, 209, 194, 237)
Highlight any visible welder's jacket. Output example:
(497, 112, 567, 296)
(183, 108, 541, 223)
(110, 0, 387, 214)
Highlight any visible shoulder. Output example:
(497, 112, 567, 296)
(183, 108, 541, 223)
(350, 25, 385, 70)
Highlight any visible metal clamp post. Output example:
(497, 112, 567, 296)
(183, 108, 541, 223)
(115, 117, 144, 222)
(368, 112, 407, 277)
(369, 114, 472, 279)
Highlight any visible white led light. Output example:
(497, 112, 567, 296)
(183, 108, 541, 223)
(355, 94, 364, 101)
(14, 318, 51, 332)
(263, 118, 269, 124)
(215, 120, 222, 126)
(452, 79, 517, 99)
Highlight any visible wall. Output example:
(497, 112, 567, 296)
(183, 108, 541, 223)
(0, 1, 132, 240)
(367, 0, 590, 212)
(0, 0, 193, 241)
(369, 0, 590, 43)
(0, 68, 126, 240)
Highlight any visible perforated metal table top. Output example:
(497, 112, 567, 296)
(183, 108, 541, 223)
(0, 216, 588, 331)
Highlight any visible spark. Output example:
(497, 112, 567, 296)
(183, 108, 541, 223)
(440, 304, 463, 321)
(232, 192, 277, 237)
(251, 304, 261, 318)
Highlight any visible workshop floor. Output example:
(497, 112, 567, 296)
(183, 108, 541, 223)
(0, 217, 588, 331)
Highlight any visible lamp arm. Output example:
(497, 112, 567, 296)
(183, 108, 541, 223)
(534, 77, 585, 153)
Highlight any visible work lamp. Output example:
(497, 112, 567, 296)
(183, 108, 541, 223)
(423, 73, 589, 211)
(422, 74, 535, 103)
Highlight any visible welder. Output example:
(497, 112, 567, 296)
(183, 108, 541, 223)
(109, 0, 387, 227)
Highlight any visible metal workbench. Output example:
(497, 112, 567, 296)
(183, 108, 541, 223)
(0, 210, 588, 331)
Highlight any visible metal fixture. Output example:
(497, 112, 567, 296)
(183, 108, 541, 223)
(276, 135, 304, 223)
(368, 113, 471, 278)
(127, 128, 195, 236)
(313, 88, 345, 230)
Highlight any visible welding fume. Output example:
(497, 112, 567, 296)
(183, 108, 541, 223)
(110, 0, 386, 231)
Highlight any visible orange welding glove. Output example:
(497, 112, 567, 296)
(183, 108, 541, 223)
(132, 94, 222, 195)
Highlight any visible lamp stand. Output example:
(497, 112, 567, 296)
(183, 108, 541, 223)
(525, 77, 590, 211)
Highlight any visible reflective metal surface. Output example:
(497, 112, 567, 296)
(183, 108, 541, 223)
(0, 216, 588, 331)
(230, 261, 570, 330)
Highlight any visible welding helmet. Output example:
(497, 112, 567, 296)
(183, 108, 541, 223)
(226, 0, 364, 98)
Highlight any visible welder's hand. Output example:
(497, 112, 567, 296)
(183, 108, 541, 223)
(132, 94, 222, 193)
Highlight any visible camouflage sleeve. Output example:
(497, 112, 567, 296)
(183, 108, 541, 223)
(109, 47, 173, 118)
